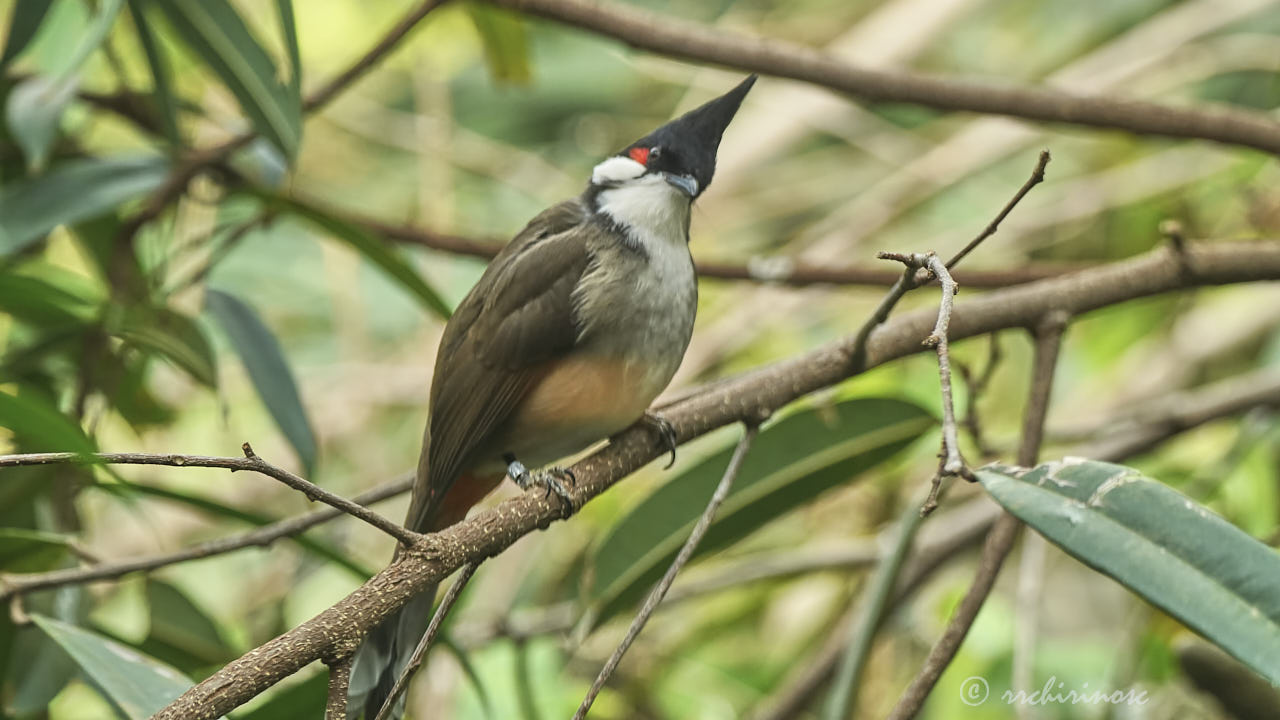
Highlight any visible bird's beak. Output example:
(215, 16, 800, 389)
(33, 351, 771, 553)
(664, 173, 699, 198)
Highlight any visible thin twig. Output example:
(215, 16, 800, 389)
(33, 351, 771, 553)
(846, 151, 1051, 374)
(372, 563, 479, 720)
(0, 474, 413, 601)
(572, 424, 759, 720)
(956, 334, 1003, 460)
(302, 0, 449, 112)
(326, 656, 352, 720)
(0, 446, 419, 546)
(946, 151, 1051, 269)
(885, 315, 1067, 720)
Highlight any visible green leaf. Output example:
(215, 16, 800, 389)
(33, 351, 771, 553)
(153, 0, 300, 160)
(269, 196, 453, 319)
(238, 669, 327, 720)
(979, 459, 1280, 684)
(0, 155, 170, 256)
(31, 614, 191, 719)
(0, 271, 94, 327)
(111, 306, 218, 388)
(0, 528, 71, 572)
(0, 389, 96, 455)
(138, 580, 235, 674)
(4, 0, 124, 171)
(128, 1, 180, 148)
(466, 4, 532, 85)
(274, 0, 301, 99)
(204, 288, 318, 474)
(588, 398, 933, 624)
(0, 0, 53, 69)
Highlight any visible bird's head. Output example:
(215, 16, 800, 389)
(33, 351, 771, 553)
(590, 75, 756, 201)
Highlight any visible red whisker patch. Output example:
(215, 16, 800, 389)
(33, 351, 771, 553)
(628, 147, 650, 165)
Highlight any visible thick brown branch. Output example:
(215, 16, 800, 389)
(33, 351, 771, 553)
(0, 447, 418, 546)
(488, 0, 1280, 155)
(152, 240, 1280, 720)
(0, 475, 413, 601)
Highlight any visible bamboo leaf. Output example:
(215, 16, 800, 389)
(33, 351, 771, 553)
(4, 0, 124, 171)
(0, 0, 53, 69)
(979, 459, 1280, 684)
(0, 528, 71, 572)
(153, 0, 300, 159)
(0, 155, 170, 255)
(205, 288, 318, 474)
(0, 389, 95, 455)
(111, 307, 218, 388)
(587, 398, 933, 625)
(127, 1, 180, 147)
(31, 614, 191, 719)
(466, 4, 532, 85)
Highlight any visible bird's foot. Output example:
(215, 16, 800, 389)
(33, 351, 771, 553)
(638, 411, 678, 469)
(504, 454, 576, 514)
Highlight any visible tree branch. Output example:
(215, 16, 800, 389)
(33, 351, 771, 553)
(326, 657, 352, 720)
(0, 474, 413, 601)
(0, 445, 418, 547)
(151, 240, 1280, 719)
(487, 0, 1280, 154)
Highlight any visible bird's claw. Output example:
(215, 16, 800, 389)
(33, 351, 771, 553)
(505, 455, 576, 514)
(640, 412, 678, 469)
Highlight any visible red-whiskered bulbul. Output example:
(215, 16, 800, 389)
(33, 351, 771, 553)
(348, 75, 756, 718)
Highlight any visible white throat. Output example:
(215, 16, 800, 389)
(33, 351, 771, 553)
(595, 175, 691, 248)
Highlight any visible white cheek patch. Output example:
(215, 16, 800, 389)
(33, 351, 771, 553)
(591, 156, 646, 185)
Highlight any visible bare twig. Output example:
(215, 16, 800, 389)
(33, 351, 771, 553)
(373, 563, 479, 720)
(326, 657, 352, 720)
(488, 0, 1280, 155)
(151, 241, 1280, 720)
(303, 0, 449, 112)
(0, 446, 419, 546)
(877, 251, 971, 513)
(946, 150, 1051, 269)
(956, 334, 1003, 459)
(0, 474, 413, 601)
(886, 315, 1067, 720)
(572, 424, 759, 720)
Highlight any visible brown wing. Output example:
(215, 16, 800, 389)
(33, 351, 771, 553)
(406, 199, 596, 531)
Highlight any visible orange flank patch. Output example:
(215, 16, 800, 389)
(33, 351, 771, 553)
(514, 355, 653, 433)
(432, 471, 505, 530)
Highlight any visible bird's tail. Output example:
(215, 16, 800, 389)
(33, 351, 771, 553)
(348, 585, 438, 719)
(347, 469, 506, 719)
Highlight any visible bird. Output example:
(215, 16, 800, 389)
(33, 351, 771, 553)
(347, 74, 756, 719)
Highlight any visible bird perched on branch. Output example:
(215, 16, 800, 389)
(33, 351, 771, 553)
(348, 74, 756, 719)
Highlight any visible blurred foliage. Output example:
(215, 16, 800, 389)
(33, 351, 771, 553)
(0, 0, 1278, 718)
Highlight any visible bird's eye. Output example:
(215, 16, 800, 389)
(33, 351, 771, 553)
(649, 146, 663, 160)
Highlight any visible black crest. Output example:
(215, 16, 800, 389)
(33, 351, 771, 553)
(622, 75, 756, 195)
